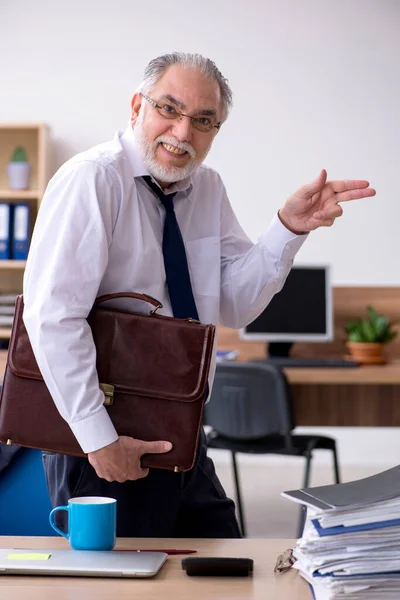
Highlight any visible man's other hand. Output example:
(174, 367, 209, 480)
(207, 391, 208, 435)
(88, 436, 173, 482)
(279, 169, 376, 234)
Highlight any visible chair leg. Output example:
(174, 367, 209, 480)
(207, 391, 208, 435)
(297, 453, 313, 538)
(332, 445, 341, 484)
(231, 452, 246, 537)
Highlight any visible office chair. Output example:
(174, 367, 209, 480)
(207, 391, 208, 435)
(0, 446, 54, 536)
(204, 362, 340, 538)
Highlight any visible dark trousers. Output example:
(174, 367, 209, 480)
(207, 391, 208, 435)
(43, 432, 241, 538)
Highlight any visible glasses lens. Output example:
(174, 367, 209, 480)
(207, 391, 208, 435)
(192, 117, 217, 132)
(154, 100, 218, 132)
(157, 103, 180, 120)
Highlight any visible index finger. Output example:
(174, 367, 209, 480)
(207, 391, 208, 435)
(330, 180, 372, 193)
(335, 187, 376, 203)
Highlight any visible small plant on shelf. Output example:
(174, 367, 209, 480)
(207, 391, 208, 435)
(10, 146, 28, 163)
(345, 306, 398, 364)
(7, 146, 31, 190)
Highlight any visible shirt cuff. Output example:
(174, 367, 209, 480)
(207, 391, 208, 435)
(259, 213, 308, 261)
(69, 407, 119, 454)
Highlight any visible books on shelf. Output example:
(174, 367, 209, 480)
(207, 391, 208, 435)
(0, 204, 11, 259)
(0, 202, 30, 261)
(282, 465, 400, 599)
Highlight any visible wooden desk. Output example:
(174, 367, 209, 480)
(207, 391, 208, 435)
(282, 363, 400, 427)
(227, 359, 400, 427)
(216, 353, 400, 427)
(282, 362, 400, 386)
(0, 536, 311, 600)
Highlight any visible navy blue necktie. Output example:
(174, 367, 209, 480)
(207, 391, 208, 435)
(142, 176, 199, 321)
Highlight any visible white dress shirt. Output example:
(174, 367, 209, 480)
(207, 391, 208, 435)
(23, 126, 307, 454)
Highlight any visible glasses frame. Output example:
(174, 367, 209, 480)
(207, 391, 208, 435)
(140, 93, 221, 133)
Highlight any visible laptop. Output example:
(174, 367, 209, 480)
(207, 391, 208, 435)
(0, 549, 167, 578)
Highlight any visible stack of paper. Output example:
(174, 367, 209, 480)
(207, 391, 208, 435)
(0, 294, 17, 327)
(282, 465, 400, 599)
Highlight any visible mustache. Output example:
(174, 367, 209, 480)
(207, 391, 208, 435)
(154, 136, 196, 159)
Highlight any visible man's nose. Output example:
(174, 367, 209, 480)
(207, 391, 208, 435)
(170, 115, 193, 143)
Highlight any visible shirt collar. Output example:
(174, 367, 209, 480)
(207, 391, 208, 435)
(118, 124, 193, 197)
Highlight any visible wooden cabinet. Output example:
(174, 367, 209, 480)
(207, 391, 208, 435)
(0, 123, 49, 338)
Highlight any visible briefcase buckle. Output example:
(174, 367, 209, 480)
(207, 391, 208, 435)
(100, 383, 115, 406)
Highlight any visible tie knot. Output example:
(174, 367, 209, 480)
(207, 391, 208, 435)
(142, 176, 176, 212)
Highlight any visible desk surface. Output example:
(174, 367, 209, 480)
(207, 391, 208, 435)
(0, 536, 310, 600)
(276, 361, 400, 385)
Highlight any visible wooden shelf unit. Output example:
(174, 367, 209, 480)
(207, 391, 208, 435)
(0, 123, 49, 338)
(0, 190, 40, 200)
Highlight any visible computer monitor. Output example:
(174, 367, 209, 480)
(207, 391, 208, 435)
(239, 265, 333, 358)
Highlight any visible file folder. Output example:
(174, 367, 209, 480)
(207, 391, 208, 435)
(0, 203, 11, 260)
(282, 465, 400, 510)
(12, 203, 30, 260)
(311, 517, 400, 537)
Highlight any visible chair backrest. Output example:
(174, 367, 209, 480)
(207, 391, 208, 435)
(0, 447, 54, 536)
(204, 362, 295, 440)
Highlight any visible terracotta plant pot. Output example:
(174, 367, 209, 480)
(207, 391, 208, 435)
(346, 342, 386, 365)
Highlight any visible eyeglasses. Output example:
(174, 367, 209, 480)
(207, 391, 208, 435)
(140, 93, 221, 133)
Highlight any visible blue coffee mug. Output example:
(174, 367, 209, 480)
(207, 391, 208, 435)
(49, 496, 117, 551)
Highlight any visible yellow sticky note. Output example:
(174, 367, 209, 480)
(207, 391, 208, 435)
(7, 553, 51, 561)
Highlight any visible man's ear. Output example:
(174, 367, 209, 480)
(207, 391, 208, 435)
(130, 93, 143, 127)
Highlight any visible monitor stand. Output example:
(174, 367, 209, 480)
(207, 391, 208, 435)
(267, 342, 293, 358)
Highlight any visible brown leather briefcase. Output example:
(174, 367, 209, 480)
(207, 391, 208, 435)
(0, 292, 215, 472)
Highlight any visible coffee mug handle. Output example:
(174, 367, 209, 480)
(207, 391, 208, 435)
(49, 506, 70, 539)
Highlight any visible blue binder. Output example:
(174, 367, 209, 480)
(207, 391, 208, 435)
(312, 517, 400, 537)
(0, 203, 11, 260)
(12, 203, 30, 260)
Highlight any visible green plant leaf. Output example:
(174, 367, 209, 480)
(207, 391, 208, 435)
(346, 306, 397, 344)
(360, 319, 376, 342)
(10, 146, 27, 162)
(367, 306, 380, 329)
(345, 319, 361, 334)
(374, 316, 389, 341)
(367, 306, 379, 324)
(383, 330, 398, 343)
(348, 331, 364, 342)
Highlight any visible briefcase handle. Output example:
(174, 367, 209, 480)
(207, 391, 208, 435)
(94, 292, 163, 315)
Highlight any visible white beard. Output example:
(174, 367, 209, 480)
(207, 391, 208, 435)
(133, 112, 209, 183)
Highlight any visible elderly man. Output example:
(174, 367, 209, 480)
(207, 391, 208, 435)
(23, 52, 375, 538)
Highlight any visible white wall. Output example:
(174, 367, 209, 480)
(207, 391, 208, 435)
(1, 0, 399, 284)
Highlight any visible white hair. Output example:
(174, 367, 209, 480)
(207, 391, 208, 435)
(136, 52, 233, 122)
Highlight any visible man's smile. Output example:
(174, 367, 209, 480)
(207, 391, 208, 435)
(160, 142, 188, 156)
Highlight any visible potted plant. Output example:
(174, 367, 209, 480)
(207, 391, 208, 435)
(7, 146, 31, 190)
(345, 306, 398, 364)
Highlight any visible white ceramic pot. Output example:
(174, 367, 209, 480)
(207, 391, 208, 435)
(7, 162, 31, 190)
